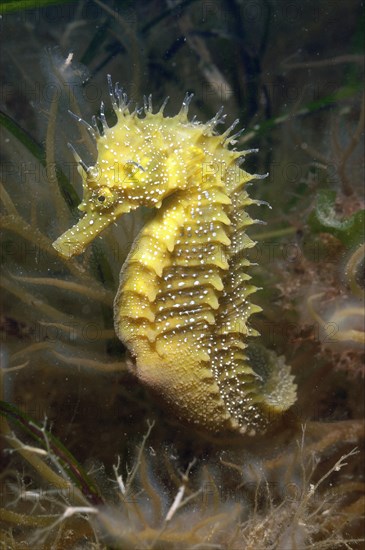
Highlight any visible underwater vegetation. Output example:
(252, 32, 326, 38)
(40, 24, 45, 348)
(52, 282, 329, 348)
(0, 0, 364, 548)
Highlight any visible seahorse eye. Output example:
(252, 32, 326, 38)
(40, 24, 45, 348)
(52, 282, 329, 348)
(95, 186, 115, 209)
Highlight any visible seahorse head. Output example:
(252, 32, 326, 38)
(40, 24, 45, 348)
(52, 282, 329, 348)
(53, 86, 180, 259)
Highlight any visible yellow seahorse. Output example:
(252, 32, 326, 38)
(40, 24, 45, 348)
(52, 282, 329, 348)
(53, 76, 296, 435)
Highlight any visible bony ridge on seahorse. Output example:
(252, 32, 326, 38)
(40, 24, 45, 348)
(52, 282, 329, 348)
(53, 76, 297, 436)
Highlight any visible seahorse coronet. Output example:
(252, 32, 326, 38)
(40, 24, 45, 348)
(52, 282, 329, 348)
(53, 77, 297, 435)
